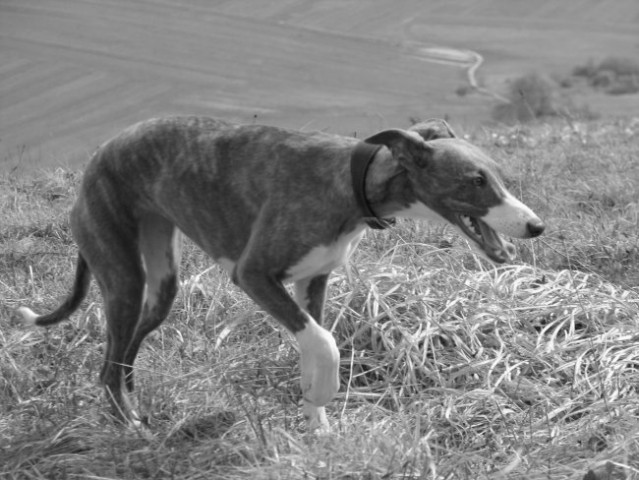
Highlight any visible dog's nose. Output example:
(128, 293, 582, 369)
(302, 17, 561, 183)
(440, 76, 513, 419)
(526, 219, 545, 237)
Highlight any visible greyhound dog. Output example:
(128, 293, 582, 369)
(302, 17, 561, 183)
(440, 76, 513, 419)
(19, 116, 544, 431)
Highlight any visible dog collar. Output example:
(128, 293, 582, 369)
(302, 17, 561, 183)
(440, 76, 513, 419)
(350, 141, 396, 230)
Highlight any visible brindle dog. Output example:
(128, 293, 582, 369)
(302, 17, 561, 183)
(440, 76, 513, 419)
(19, 117, 544, 431)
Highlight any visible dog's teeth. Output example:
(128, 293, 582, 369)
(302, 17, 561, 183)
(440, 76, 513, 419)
(461, 215, 479, 236)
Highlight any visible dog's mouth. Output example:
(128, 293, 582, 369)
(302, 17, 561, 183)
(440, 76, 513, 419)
(455, 214, 515, 263)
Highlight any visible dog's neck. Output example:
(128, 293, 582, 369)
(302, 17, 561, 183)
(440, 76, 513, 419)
(363, 147, 413, 218)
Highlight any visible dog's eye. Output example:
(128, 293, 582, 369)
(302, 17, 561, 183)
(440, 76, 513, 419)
(472, 176, 486, 187)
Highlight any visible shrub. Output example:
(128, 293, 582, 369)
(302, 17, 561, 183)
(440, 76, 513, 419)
(455, 85, 470, 97)
(591, 69, 615, 88)
(572, 59, 598, 78)
(607, 75, 639, 95)
(571, 56, 639, 95)
(598, 56, 639, 77)
(492, 72, 559, 123)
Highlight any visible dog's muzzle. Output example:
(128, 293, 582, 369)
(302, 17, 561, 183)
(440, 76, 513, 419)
(455, 204, 545, 264)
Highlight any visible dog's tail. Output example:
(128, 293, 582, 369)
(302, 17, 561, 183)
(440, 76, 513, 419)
(18, 254, 92, 327)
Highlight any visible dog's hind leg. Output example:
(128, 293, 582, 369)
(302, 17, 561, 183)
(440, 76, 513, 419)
(90, 258, 145, 423)
(100, 280, 145, 423)
(73, 208, 146, 423)
(294, 274, 333, 430)
(123, 214, 181, 392)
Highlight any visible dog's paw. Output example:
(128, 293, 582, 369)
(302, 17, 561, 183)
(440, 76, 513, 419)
(16, 306, 39, 326)
(126, 414, 155, 441)
(303, 403, 330, 433)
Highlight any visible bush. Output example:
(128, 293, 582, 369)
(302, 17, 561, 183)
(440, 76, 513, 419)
(591, 69, 615, 88)
(572, 59, 598, 78)
(492, 72, 559, 123)
(455, 85, 470, 97)
(571, 56, 639, 95)
(598, 56, 639, 77)
(607, 75, 639, 95)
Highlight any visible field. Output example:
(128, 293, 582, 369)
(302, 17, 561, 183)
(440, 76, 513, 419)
(2, 0, 639, 478)
(2, 118, 639, 479)
(1, 0, 638, 173)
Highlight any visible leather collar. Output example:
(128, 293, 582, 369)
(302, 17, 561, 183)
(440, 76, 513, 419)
(350, 141, 396, 230)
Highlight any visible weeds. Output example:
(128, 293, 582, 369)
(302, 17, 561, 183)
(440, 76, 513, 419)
(1, 119, 639, 479)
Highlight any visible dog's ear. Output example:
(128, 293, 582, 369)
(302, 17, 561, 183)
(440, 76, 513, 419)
(365, 129, 432, 168)
(408, 118, 457, 141)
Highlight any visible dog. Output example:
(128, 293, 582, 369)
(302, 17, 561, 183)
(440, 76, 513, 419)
(18, 116, 544, 431)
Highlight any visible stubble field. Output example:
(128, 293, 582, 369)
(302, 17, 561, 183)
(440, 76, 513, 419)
(2, 118, 639, 479)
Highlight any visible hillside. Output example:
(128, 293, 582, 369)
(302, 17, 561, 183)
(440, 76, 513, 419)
(2, 0, 638, 173)
(1, 118, 638, 479)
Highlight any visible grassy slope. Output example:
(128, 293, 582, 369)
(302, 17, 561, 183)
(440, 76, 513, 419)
(1, 118, 639, 479)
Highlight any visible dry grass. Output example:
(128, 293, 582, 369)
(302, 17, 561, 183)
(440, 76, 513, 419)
(1, 118, 639, 479)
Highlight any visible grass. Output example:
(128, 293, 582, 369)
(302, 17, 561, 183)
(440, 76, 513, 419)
(2, 117, 639, 479)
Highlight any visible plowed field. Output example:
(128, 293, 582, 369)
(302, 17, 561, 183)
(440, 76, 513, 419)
(1, 0, 637, 172)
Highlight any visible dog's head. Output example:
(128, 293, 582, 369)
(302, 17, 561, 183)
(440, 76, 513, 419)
(366, 119, 544, 263)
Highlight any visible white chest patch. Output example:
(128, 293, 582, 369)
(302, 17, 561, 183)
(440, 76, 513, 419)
(397, 201, 447, 224)
(285, 228, 365, 282)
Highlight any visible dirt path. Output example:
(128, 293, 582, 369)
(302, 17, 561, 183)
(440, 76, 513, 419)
(409, 46, 509, 103)
(398, 15, 508, 104)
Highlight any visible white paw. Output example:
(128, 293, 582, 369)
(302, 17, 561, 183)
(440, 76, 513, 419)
(303, 402, 330, 432)
(129, 417, 143, 429)
(295, 316, 340, 412)
(127, 413, 155, 440)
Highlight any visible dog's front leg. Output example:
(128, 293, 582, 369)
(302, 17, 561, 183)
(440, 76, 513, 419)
(236, 267, 339, 431)
(293, 274, 329, 324)
(296, 317, 339, 431)
(293, 274, 334, 430)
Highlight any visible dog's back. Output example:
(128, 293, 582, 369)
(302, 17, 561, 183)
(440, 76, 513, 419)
(79, 116, 361, 263)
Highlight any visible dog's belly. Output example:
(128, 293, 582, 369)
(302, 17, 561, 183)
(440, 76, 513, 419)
(285, 229, 365, 282)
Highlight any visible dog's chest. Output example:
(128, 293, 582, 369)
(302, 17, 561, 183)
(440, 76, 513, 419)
(285, 229, 365, 282)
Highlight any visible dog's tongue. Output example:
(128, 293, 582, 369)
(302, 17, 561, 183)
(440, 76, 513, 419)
(477, 220, 516, 263)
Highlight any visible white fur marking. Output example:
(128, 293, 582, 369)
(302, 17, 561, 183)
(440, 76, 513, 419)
(285, 229, 364, 282)
(483, 192, 541, 238)
(396, 201, 447, 224)
(141, 257, 167, 311)
(295, 313, 340, 431)
(293, 279, 311, 311)
(17, 306, 39, 326)
(303, 404, 330, 432)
